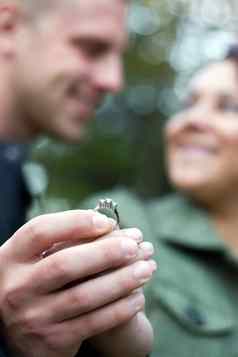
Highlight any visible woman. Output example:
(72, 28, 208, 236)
(82, 47, 238, 357)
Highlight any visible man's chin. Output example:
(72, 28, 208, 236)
(63, 127, 87, 143)
(46, 124, 86, 143)
(79, 108, 96, 123)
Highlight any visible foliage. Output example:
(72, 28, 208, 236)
(31, 0, 238, 209)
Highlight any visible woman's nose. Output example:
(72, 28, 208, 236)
(183, 103, 214, 131)
(166, 103, 214, 135)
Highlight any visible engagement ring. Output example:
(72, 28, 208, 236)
(95, 198, 120, 227)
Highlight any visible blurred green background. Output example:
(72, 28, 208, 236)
(27, 0, 238, 213)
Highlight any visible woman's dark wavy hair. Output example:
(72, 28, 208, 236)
(225, 44, 238, 61)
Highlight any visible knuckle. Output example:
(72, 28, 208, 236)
(25, 214, 52, 243)
(18, 309, 40, 334)
(120, 277, 134, 291)
(69, 287, 91, 313)
(100, 240, 121, 263)
(4, 292, 18, 313)
(84, 303, 130, 339)
(111, 272, 132, 292)
(117, 269, 136, 291)
(2, 283, 26, 312)
(112, 303, 129, 323)
(81, 314, 100, 339)
(116, 228, 143, 244)
(45, 325, 78, 352)
(126, 228, 143, 239)
(5, 307, 42, 339)
(44, 326, 67, 350)
(49, 256, 69, 281)
(108, 302, 131, 328)
(25, 217, 44, 241)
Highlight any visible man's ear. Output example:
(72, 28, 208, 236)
(0, 4, 20, 57)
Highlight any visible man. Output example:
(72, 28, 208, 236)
(0, 0, 156, 356)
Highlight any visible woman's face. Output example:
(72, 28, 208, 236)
(166, 60, 238, 201)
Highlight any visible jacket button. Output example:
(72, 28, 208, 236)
(185, 306, 206, 326)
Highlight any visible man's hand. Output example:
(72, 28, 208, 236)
(0, 210, 155, 357)
(86, 230, 156, 357)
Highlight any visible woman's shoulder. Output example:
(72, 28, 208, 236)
(80, 187, 185, 219)
(148, 193, 192, 217)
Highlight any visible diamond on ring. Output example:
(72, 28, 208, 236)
(94, 198, 120, 227)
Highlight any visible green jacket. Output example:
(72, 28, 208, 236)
(82, 189, 238, 357)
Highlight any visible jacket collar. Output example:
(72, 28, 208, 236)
(148, 194, 226, 252)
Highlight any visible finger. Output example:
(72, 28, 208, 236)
(137, 241, 154, 260)
(37, 240, 155, 293)
(38, 260, 156, 322)
(98, 228, 143, 244)
(31, 237, 140, 292)
(8, 210, 115, 260)
(50, 292, 145, 345)
(40, 228, 144, 258)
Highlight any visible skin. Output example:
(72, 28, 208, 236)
(0, 0, 127, 142)
(0, 212, 156, 357)
(0, 0, 155, 356)
(165, 59, 238, 250)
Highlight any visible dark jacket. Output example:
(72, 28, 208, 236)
(0, 144, 98, 356)
(0, 143, 32, 356)
(0, 143, 31, 244)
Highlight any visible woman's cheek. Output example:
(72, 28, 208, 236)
(165, 114, 185, 140)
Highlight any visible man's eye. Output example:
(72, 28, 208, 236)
(85, 44, 108, 57)
(72, 38, 109, 57)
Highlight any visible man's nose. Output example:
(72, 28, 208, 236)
(94, 56, 124, 94)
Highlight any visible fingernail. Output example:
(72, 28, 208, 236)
(149, 260, 157, 272)
(140, 242, 154, 258)
(129, 292, 145, 312)
(121, 239, 138, 259)
(133, 261, 152, 282)
(93, 213, 110, 231)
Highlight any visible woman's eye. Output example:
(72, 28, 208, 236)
(181, 98, 194, 110)
(222, 103, 238, 113)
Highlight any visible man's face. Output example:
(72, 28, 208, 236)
(11, 0, 127, 141)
